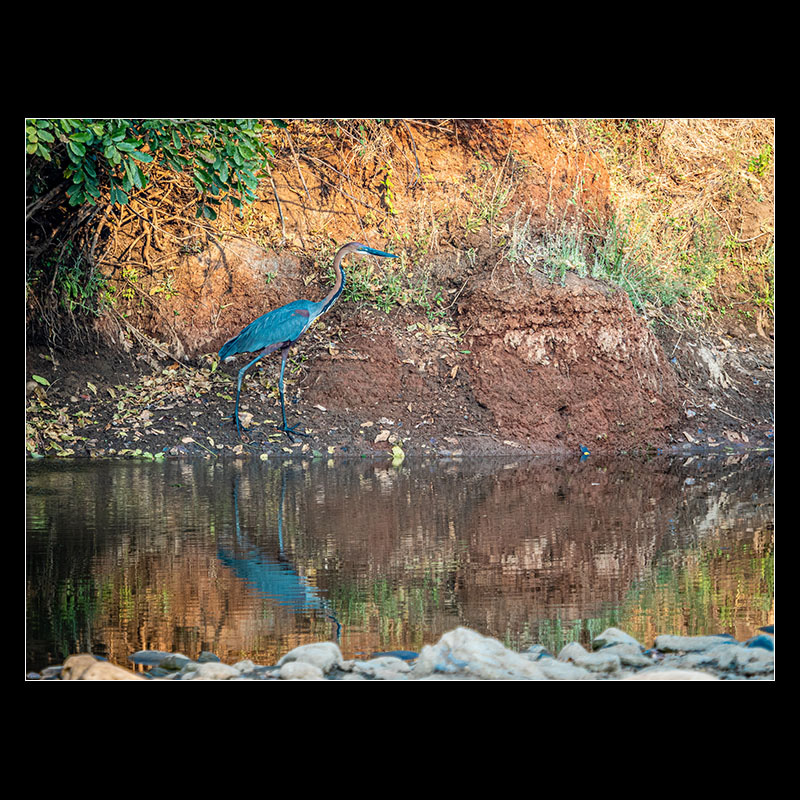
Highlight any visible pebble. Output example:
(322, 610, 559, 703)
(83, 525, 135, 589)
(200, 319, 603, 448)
(27, 625, 774, 681)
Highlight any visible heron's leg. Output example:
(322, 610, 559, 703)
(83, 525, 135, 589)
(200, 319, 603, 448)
(234, 350, 269, 438)
(278, 347, 308, 441)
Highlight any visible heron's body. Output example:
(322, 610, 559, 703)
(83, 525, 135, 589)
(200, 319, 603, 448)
(218, 299, 325, 362)
(219, 242, 397, 439)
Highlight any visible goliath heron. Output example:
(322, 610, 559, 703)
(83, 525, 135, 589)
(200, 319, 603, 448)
(219, 241, 398, 440)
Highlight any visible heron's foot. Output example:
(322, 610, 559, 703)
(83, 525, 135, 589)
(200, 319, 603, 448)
(279, 422, 310, 442)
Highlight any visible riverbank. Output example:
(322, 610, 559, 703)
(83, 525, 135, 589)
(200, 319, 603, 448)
(25, 119, 774, 462)
(28, 624, 774, 681)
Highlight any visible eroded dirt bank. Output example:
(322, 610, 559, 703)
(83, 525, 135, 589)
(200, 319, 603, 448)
(25, 242, 774, 460)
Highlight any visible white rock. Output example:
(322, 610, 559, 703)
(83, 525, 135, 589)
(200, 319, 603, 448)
(533, 658, 596, 680)
(557, 641, 589, 661)
(655, 634, 736, 652)
(599, 643, 655, 668)
(352, 656, 411, 680)
(572, 651, 622, 674)
(61, 654, 145, 680)
(414, 627, 547, 680)
(593, 627, 644, 650)
(623, 668, 719, 681)
(181, 662, 243, 680)
(701, 644, 774, 674)
(277, 641, 343, 674)
(279, 661, 325, 680)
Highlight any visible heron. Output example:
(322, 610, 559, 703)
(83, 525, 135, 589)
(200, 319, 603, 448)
(218, 241, 398, 440)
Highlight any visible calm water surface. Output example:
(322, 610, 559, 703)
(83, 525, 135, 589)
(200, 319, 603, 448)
(26, 453, 774, 673)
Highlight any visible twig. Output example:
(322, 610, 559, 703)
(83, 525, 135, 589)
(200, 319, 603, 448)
(109, 307, 191, 367)
(264, 161, 286, 242)
(400, 120, 422, 184)
(715, 406, 749, 424)
(283, 129, 312, 201)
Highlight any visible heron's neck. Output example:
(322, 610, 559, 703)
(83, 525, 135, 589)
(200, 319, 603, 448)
(318, 256, 346, 317)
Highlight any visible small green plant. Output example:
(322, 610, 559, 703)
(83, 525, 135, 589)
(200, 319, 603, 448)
(380, 164, 398, 216)
(541, 224, 590, 285)
(333, 249, 445, 318)
(30, 242, 112, 317)
(747, 144, 773, 177)
(590, 213, 687, 310)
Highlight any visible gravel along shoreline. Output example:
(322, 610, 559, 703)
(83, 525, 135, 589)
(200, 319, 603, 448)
(28, 625, 775, 681)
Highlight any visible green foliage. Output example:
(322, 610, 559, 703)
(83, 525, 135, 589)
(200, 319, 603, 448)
(27, 240, 112, 317)
(26, 118, 273, 219)
(747, 144, 773, 177)
(590, 213, 684, 310)
(337, 251, 446, 318)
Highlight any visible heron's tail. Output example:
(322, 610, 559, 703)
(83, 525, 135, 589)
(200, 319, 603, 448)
(218, 334, 240, 361)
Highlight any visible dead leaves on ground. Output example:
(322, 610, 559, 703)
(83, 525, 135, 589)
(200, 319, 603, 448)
(26, 362, 233, 457)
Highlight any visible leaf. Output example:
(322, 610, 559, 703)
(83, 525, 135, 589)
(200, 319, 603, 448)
(32, 375, 51, 386)
(391, 444, 405, 465)
(86, 381, 97, 395)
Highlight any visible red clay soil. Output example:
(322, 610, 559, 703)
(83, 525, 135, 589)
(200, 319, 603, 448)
(25, 241, 773, 459)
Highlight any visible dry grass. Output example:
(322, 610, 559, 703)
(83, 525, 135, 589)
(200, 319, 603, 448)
(566, 119, 774, 327)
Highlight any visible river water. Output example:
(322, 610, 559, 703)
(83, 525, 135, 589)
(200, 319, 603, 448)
(26, 452, 774, 674)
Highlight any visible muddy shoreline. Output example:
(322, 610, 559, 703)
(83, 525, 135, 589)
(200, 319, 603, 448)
(25, 318, 774, 462)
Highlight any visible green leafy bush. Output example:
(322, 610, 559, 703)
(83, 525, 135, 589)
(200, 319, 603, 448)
(26, 118, 272, 219)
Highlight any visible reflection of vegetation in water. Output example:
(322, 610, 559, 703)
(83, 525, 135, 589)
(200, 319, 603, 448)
(619, 531, 774, 644)
(520, 615, 624, 657)
(500, 528, 774, 656)
(328, 566, 458, 653)
(27, 457, 774, 670)
(52, 578, 100, 660)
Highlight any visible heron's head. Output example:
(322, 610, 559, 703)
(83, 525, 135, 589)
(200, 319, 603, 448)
(344, 242, 398, 259)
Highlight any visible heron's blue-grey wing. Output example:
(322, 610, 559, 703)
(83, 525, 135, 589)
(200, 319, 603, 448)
(219, 300, 320, 359)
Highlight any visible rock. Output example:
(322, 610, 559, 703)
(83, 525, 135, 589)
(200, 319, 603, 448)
(702, 644, 774, 675)
(159, 654, 193, 671)
(654, 634, 737, 652)
(61, 654, 145, 681)
(598, 643, 655, 668)
(279, 661, 325, 680)
(557, 641, 589, 661)
(593, 627, 644, 650)
(38, 665, 63, 679)
(277, 641, 344, 674)
(652, 638, 774, 678)
(744, 634, 774, 651)
(568, 650, 622, 675)
(414, 627, 547, 680)
(179, 662, 243, 680)
(623, 668, 719, 681)
(129, 649, 178, 666)
(351, 656, 411, 680)
(533, 658, 595, 680)
(524, 644, 555, 660)
(197, 651, 222, 663)
(758, 624, 774, 635)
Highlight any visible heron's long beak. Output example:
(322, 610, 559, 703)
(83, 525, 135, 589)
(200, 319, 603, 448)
(362, 247, 398, 258)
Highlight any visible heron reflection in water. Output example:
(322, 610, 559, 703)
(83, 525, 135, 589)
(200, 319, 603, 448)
(217, 470, 341, 639)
